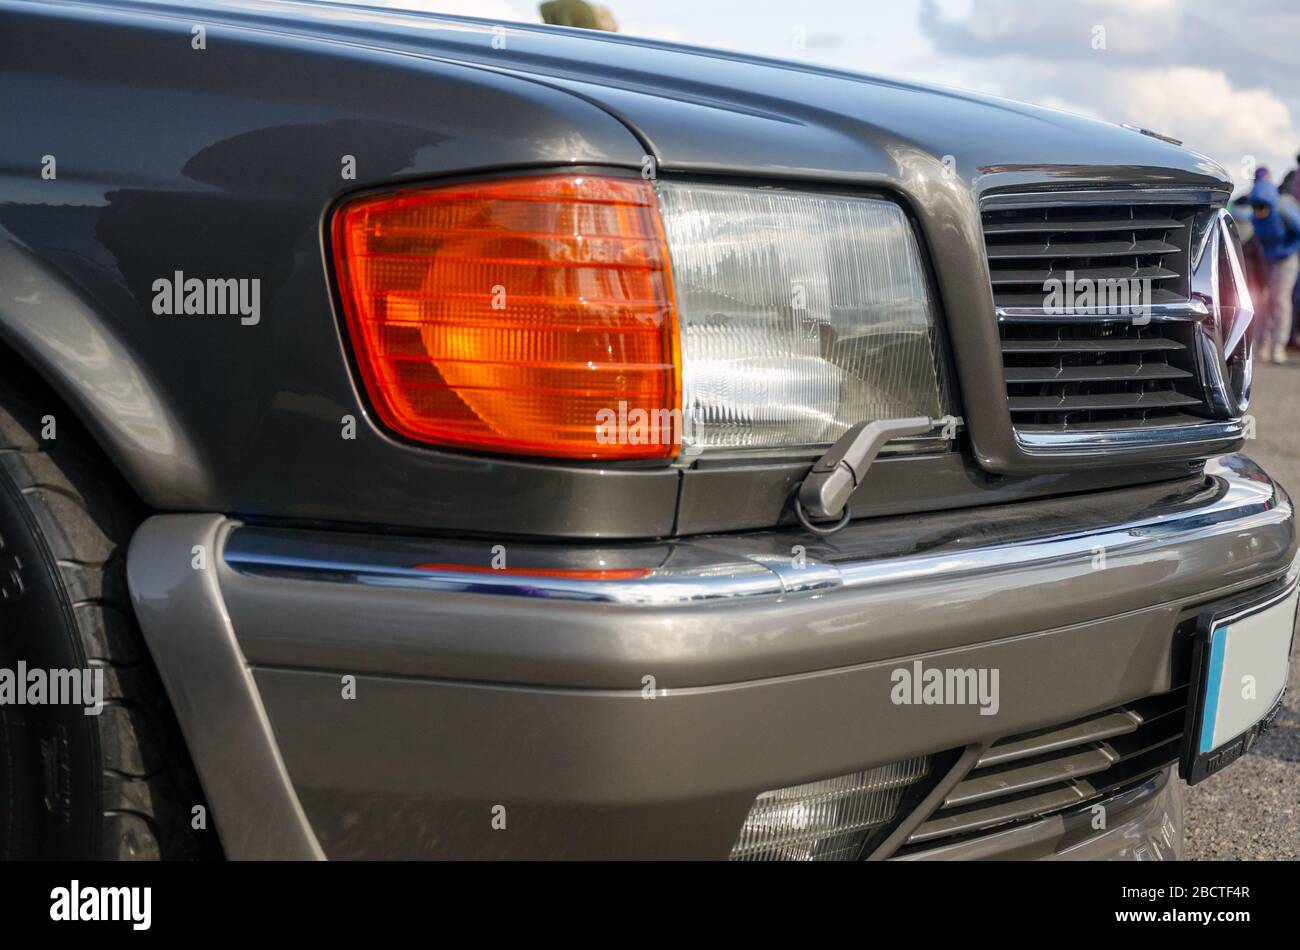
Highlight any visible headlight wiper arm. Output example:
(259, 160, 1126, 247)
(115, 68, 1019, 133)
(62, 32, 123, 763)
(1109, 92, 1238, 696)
(795, 415, 959, 534)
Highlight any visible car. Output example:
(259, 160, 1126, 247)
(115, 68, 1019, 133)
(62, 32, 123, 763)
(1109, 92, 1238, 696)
(0, 0, 1294, 861)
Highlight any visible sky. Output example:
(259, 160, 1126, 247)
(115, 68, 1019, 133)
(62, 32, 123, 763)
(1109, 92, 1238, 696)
(319, 0, 1300, 192)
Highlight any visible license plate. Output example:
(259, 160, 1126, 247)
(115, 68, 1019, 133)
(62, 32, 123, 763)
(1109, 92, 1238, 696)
(1181, 580, 1298, 785)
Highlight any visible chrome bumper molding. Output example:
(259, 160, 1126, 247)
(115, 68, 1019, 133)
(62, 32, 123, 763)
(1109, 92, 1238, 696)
(223, 455, 1288, 607)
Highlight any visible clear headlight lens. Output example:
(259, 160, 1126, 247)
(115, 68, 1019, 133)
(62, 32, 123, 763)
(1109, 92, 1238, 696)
(656, 182, 951, 456)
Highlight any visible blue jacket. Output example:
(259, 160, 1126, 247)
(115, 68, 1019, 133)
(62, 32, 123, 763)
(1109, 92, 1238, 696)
(1249, 180, 1300, 262)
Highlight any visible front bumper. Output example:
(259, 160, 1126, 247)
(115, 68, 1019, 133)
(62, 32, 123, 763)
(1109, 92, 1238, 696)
(126, 455, 1296, 859)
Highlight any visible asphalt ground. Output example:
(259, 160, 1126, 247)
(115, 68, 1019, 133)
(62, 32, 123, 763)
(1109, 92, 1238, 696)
(1184, 361, 1300, 859)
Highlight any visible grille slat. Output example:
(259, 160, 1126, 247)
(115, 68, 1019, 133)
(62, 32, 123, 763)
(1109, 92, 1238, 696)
(1106, 724, 1185, 762)
(1004, 363, 1192, 384)
(1001, 337, 1185, 354)
(982, 198, 1214, 430)
(1007, 390, 1203, 413)
(983, 215, 1185, 234)
(908, 786, 1088, 844)
(989, 263, 1180, 286)
(943, 746, 1118, 808)
(986, 238, 1181, 259)
(977, 709, 1142, 768)
(993, 287, 1190, 312)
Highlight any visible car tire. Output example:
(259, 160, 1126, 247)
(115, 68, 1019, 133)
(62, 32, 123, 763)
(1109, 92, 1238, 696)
(0, 364, 217, 859)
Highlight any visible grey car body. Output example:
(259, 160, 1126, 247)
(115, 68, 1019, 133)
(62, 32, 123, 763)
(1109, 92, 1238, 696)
(0, 0, 1294, 859)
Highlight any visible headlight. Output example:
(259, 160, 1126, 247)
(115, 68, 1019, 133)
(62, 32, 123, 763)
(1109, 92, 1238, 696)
(657, 182, 952, 456)
(332, 174, 951, 460)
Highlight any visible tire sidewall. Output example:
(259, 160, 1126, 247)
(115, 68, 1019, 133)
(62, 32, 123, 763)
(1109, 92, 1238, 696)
(0, 464, 101, 859)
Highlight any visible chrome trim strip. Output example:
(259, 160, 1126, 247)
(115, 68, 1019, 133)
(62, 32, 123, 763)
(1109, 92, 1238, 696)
(981, 187, 1228, 209)
(224, 544, 788, 605)
(996, 301, 1208, 322)
(223, 457, 1286, 607)
(835, 467, 1281, 592)
(1015, 419, 1244, 453)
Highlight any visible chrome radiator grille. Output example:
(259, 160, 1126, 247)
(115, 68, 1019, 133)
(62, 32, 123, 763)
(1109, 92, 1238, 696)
(1000, 321, 1206, 428)
(982, 198, 1217, 432)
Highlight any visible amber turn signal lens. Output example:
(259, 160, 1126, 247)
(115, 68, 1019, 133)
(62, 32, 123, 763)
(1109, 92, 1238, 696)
(331, 174, 681, 459)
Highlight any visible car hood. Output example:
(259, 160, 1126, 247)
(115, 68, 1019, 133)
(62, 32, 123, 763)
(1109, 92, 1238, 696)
(112, 0, 1231, 196)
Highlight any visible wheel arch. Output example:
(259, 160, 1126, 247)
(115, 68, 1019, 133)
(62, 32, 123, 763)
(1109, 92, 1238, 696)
(0, 227, 214, 510)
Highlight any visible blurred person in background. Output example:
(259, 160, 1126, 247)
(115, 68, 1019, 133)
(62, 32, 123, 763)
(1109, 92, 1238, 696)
(1249, 176, 1300, 364)
(1283, 151, 1300, 348)
(1281, 152, 1300, 203)
(1232, 194, 1268, 292)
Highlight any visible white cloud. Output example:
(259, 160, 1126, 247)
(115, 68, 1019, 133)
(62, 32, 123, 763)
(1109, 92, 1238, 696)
(919, 0, 1181, 57)
(917, 0, 1300, 182)
(617, 21, 692, 44)
(1115, 67, 1295, 176)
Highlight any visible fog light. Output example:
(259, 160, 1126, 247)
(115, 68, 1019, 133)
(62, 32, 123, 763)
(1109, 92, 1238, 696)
(729, 756, 933, 861)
